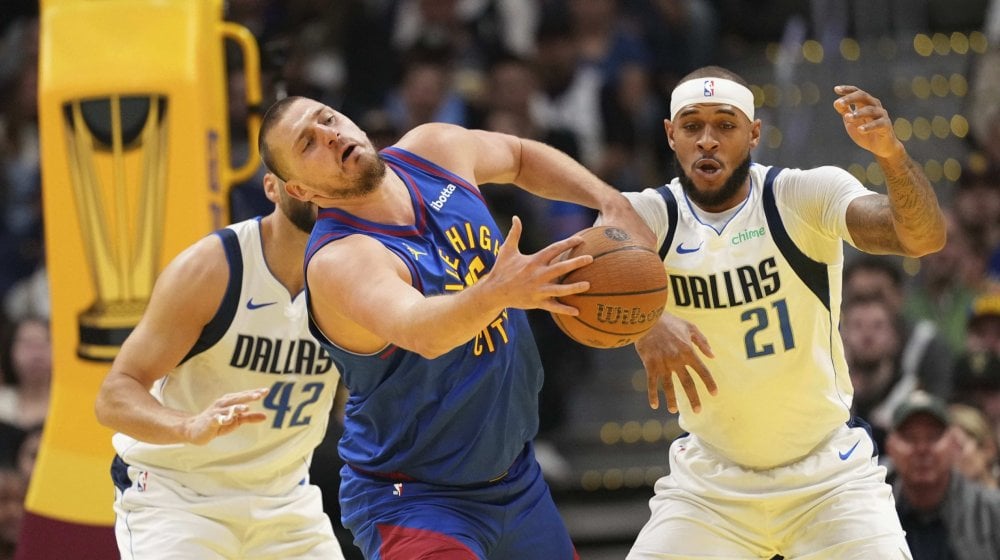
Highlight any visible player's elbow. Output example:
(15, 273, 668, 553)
(94, 390, 114, 428)
(94, 374, 130, 429)
(406, 339, 453, 359)
(902, 227, 947, 257)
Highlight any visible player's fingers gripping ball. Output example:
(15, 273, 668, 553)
(552, 226, 668, 348)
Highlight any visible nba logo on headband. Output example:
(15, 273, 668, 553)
(670, 76, 755, 121)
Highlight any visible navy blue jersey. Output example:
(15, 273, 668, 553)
(304, 147, 544, 486)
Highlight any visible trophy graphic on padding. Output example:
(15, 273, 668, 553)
(63, 95, 168, 361)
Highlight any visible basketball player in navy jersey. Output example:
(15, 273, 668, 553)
(617, 66, 946, 558)
(257, 95, 651, 559)
(95, 173, 347, 560)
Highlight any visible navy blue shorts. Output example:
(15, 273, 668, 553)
(339, 443, 578, 560)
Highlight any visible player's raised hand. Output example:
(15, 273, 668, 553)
(832, 85, 905, 159)
(184, 387, 270, 445)
(635, 314, 716, 413)
(487, 216, 593, 314)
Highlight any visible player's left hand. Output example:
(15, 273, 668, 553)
(832, 85, 906, 160)
(635, 313, 717, 413)
(185, 387, 271, 445)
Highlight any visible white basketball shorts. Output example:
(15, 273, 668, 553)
(113, 465, 346, 560)
(628, 423, 912, 559)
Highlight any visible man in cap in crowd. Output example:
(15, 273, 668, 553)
(886, 390, 1000, 559)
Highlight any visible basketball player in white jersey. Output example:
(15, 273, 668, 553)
(620, 66, 946, 558)
(95, 173, 346, 560)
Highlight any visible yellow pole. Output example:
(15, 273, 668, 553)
(25, 0, 260, 555)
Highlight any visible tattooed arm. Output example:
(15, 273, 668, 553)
(833, 85, 947, 257)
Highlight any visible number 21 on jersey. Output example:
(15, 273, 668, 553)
(740, 298, 795, 358)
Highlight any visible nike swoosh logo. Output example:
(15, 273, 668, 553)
(246, 298, 278, 310)
(838, 440, 861, 461)
(676, 242, 702, 254)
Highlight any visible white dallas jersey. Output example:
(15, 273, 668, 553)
(113, 219, 339, 495)
(627, 163, 874, 469)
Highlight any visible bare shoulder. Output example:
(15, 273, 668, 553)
(394, 123, 518, 185)
(163, 233, 230, 288)
(148, 233, 230, 317)
(394, 123, 472, 163)
(116, 232, 231, 369)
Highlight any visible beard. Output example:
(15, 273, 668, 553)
(676, 153, 752, 209)
(280, 197, 317, 234)
(325, 152, 389, 201)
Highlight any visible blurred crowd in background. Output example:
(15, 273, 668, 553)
(0, 0, 999, 558)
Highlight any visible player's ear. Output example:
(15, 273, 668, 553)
(664, 118, 675, 149)
(284, 179, 313, 202)
(262, 172, 282, 204)
(748, 119, 762, 150)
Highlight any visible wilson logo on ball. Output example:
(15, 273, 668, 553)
(593, 304, 664, 326)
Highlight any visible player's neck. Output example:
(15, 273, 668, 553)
(260, 212, 309, 295)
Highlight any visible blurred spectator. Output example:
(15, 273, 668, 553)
(384, 51, 470, 131)
(0, 1, 35, 40)
(844, 255, 954, 399)
(13, 423, 38, 484)
(390, 0, 540, 79)
(904, 212, 981, 353)
(965, 292, 1000, 355)
(0, 425, 22, 474)
(987, 0, 1000, 41)
(0, 466, 24, 560)
(886, 390, 1000, 559)
(715, 0, 808, 53)
(950, 164, 1000, 263)
(0, 316, 50, 430)
(335, 1, 398, 117)
(949, 403, 999, 489)
(531, 13, 605, 169)
(952, 350, 1000, 439)
(966, 2, 1000, 167)
(225, 44, 272, 223)
(841, 293, 904, 450)
(2, 266, 47, 324)
(633, 0, 720, 97)
(566, 0, 651, 86)
(358, 108, 402, 151)
(598, 61, 668, 191)
(0, 17, 43, 306)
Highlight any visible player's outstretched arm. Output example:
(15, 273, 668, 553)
(833, 85, 946, 257)
(94, 235, 269, 445)
(398, 124, 656, 248)
(635, 313, 716, 413)
(307, 216, 594, 359)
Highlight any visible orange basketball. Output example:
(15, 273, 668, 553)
(552, 226, 668, 348)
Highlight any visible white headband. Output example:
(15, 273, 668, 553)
(670, 77, 755, 121)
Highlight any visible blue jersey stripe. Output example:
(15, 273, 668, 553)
(180, 226, 242, 363)
(761, 167, 831, 310)
(655, 186, 679, 261)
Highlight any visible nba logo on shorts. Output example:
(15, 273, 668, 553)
(393, 482, 403, 496)
(137, 471, 148, 492)
(703, 80, 715, 97)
